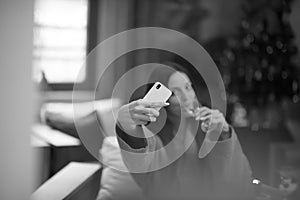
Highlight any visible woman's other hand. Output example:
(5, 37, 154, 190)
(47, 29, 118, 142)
(194, 107, 229, 134)
(117, 99, 169, 132)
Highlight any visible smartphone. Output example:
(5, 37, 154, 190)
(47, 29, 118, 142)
(142, 82, 172, 109)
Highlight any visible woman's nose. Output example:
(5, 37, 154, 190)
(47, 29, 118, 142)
(180, 92, 189, 103)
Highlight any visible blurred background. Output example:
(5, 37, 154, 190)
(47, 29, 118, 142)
(1, 0, 300, 199)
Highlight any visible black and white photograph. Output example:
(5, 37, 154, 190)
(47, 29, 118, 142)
(1, 0, 300, 199)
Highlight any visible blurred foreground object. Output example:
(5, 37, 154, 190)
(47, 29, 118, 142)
(253, 179, 287, 200)
(31, 162, 101, 200)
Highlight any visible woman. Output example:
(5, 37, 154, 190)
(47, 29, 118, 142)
(116, 62, 254, 200)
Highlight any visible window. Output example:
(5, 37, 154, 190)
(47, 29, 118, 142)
(33, 0, 89, 84)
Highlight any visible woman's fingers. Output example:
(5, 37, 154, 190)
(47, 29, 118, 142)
(199, 107, 211, 114)
(138, 119, 151, 125)
(196, 113, 212, 121)
(195, 107, 228, 133)
(206, 112, 226, 131)
(196, 110, 223, 124)
(195, 107, 211, 119)
(124, 99, 168, 126)
(136, 99, 169, 108)
(134, 106, 160, 117)
(131, 113, 156, 123)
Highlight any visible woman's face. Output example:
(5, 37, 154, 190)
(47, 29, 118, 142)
(167, 71, 197, 118)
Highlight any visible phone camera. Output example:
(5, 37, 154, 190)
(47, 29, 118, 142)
(156, 84, 161, 89)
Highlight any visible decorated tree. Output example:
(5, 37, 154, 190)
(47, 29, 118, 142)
(206, 0, 300, 128)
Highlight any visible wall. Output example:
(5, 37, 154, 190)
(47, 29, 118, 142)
(0, 0, 35, 199)
(95, 0, 134, 100)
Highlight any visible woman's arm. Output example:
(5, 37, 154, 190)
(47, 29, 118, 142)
(203, 127, 254, 198)
(116, 99, 167, 150)
(116, 123, 147, 149)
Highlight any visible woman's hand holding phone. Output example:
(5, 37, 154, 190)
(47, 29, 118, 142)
(117, 99, 169, 132)
(117, 82, 171, 133)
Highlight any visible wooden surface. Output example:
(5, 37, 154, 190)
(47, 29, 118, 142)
(31, 162, 101, 200)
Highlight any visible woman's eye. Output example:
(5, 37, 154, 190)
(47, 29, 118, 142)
(186, 84, 192, 90)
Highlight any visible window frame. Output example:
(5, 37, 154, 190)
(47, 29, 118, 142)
(37, 0, 98, 91)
